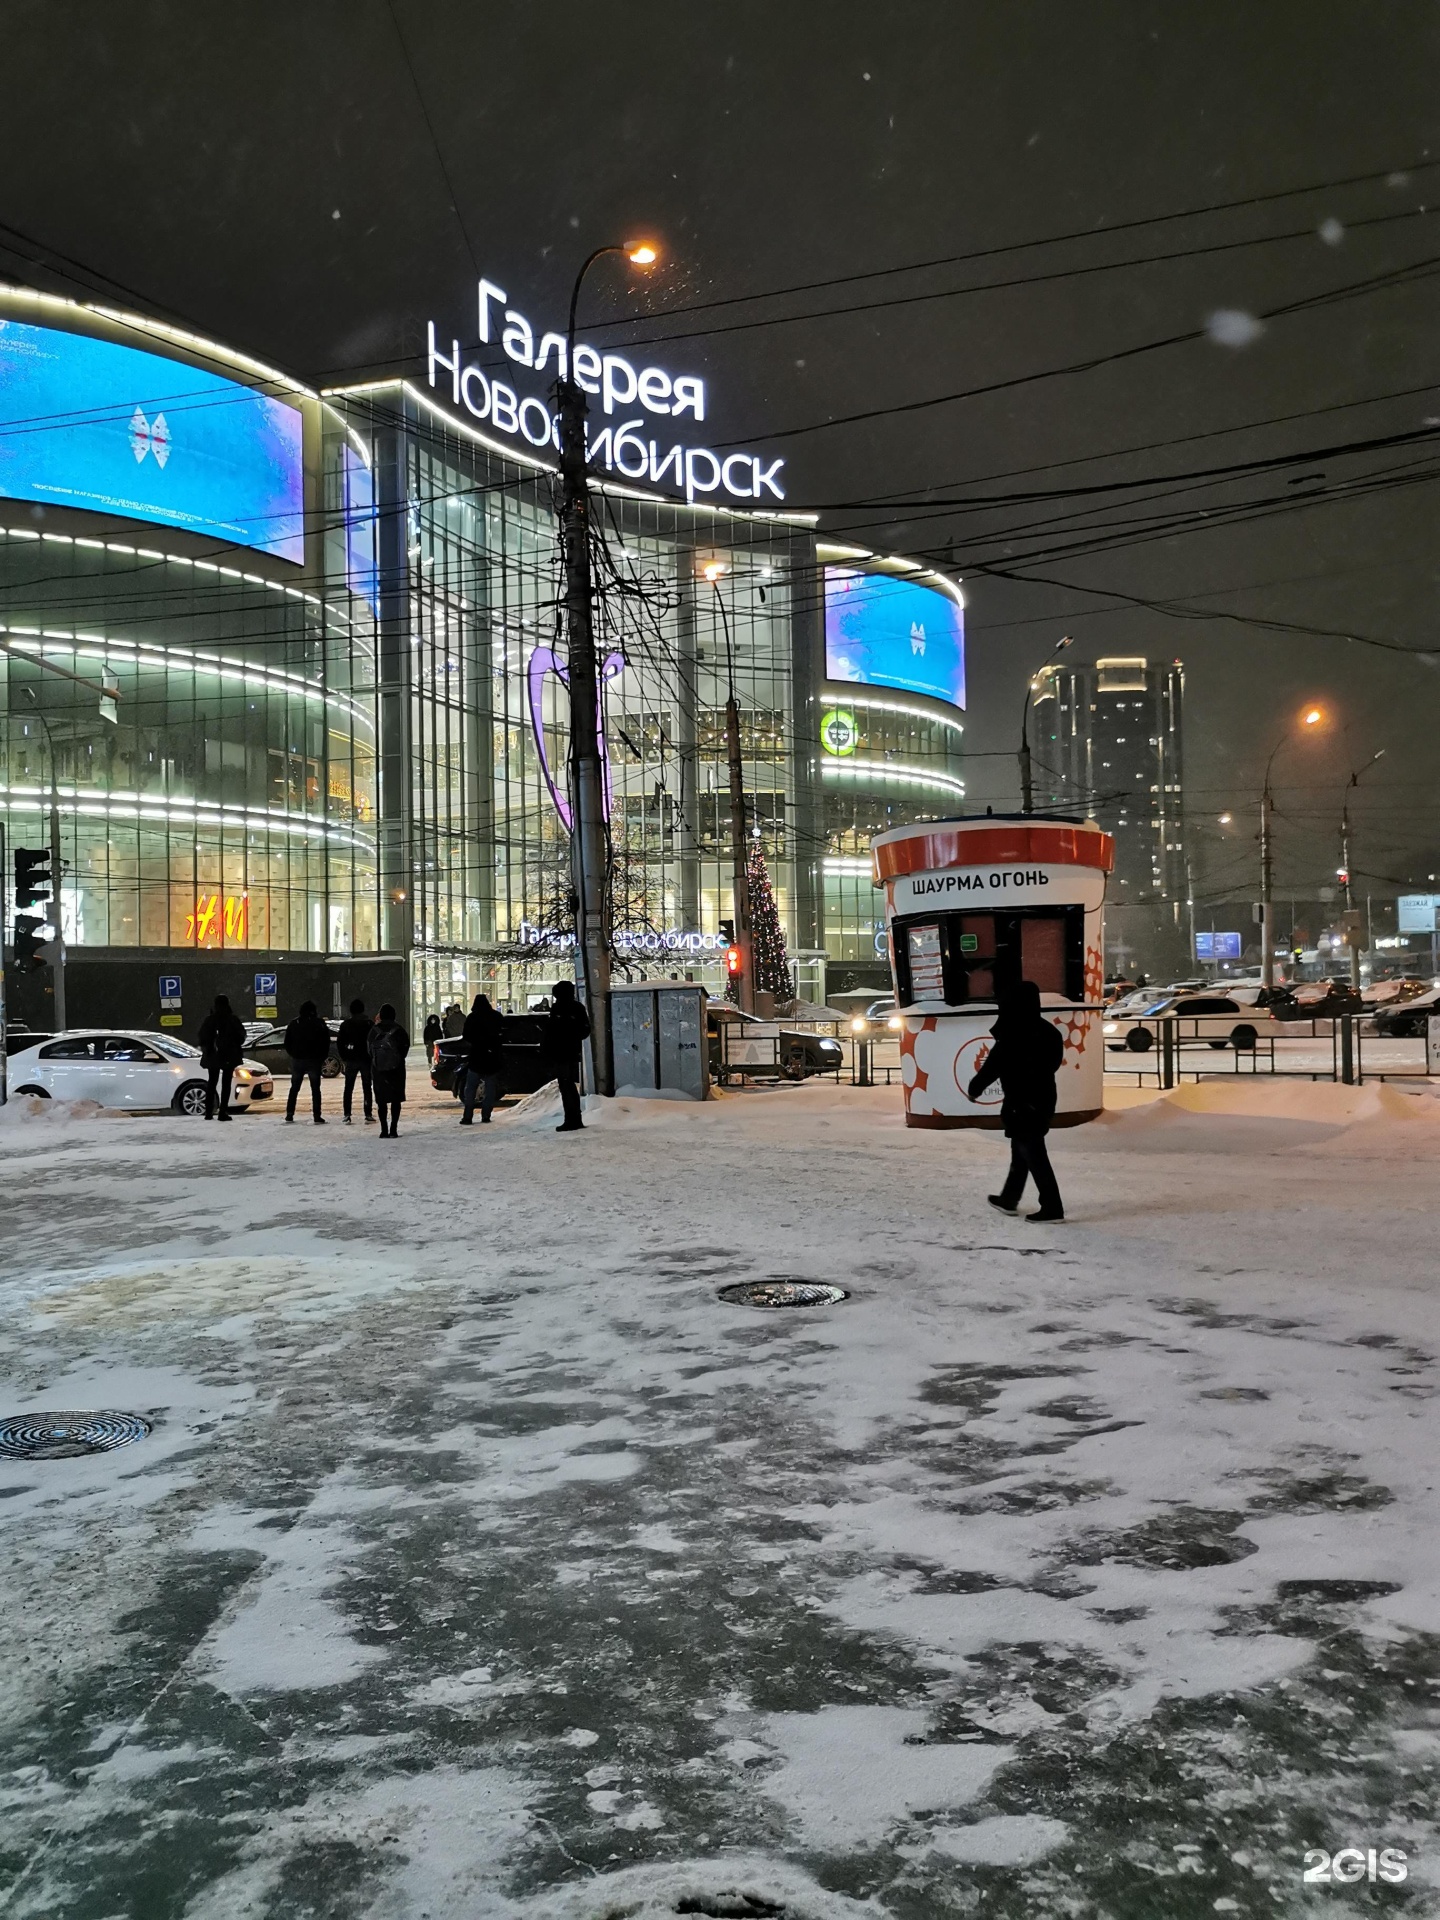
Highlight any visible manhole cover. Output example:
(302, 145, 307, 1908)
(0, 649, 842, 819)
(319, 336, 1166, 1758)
(718, 1282, 848, 1310)
(0, 1411, 152, 1461)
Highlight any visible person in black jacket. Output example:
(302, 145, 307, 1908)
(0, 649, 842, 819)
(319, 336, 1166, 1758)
(459, 992, 503, 1126)
(336, 997, 374, 1126)
(422, 1012, 443, 1062)
(545, 979, 591, 1133)
(284, 1000, 332, 1125)
(368, 1003, 411, 1138)
(967, 979, 1066, 1222)
(197, 994, 246, 1121)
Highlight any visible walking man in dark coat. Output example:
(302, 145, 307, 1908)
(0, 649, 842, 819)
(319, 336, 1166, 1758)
(284, 1000, 332, 1124)
(336, 997, 374, 1125)
(197, 993, 246, 1121)
(967, 980, 1066, 1222)
(545, 979, 591, 1133)
(459, 992, 504, 1125)
(368, 1004, 411, 1138)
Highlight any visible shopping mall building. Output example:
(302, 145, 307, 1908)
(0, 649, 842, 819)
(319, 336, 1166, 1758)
(0, 282, 967, 1034)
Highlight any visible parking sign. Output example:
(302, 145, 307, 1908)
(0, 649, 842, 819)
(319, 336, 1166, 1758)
(158, 974, 182, 1010)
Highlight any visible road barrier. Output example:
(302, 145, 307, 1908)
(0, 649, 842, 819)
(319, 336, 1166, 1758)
(1103, 1013, 1436, 1088)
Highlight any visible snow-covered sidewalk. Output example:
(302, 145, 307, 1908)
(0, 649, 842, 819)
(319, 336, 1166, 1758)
(1, 1078, 1437, 1917)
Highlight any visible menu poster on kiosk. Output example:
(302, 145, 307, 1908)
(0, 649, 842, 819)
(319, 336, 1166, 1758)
(907, 924, 945, 998)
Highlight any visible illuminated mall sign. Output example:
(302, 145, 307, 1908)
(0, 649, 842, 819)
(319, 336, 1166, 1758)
(518, 921, 727, 955)
(427, 276, 785, 506)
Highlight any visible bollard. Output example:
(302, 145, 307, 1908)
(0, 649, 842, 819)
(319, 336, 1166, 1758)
(1339, 1013, 1355, 1086)
(1161, 1016, 1176, 1090)
(857, 1038, 872, 1087)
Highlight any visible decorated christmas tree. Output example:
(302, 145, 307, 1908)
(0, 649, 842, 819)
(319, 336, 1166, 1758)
(746, 837, 792, 1002)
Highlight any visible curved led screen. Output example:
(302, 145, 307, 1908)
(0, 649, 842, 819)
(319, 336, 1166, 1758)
(824, 567, 966, 709)
(0, 318, 304, 562)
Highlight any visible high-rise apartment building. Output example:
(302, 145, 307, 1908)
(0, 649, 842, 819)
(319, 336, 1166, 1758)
(1032, 655, 1186, 975)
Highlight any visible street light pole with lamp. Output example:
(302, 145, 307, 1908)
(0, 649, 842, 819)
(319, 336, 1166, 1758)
(1019, 634, 1072, 815)
(701, 561, 754, 1011)
(553, 239, 659, 1097)
(1259, 702, 1327, 993)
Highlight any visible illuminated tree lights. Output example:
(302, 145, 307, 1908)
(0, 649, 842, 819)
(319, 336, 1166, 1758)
(744, 839, 791, 1003)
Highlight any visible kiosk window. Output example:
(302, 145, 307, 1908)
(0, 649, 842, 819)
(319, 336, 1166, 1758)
(894, 905, 1086, 1007)
(905, 923, 945, 998)
(1020, 916, 1067, 996)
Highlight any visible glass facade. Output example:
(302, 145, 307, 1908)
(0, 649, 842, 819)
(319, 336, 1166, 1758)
(0, 299, 963, 1032)
(0, 524, 378, 961)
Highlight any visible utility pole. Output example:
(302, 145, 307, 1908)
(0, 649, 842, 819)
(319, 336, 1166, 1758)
(553, 240, 659, 1097)
(1259, 776, 1274, 994)
(1020, 634, 1072, 815)
(1341, 749, 1384, 990)
(704, 564, 753, 1010)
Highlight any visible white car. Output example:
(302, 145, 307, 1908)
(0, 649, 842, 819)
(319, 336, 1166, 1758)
(1104, 991, 1285, 1054)
(7, 1030, 275, 1114)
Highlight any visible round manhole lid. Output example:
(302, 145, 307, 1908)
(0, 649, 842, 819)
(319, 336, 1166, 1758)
(718, 1281, 849, 1310)
(0, 1411, 152, 1461)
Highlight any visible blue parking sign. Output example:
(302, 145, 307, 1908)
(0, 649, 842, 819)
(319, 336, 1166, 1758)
(254, 972, 277, 999)
(158, 974, 182, 1010)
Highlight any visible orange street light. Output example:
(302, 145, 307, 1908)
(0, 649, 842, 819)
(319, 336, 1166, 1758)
(626, 243, 660, 266)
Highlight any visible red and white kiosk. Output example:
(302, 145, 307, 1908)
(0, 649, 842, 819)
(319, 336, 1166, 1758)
(871, 814, 1115, 1129)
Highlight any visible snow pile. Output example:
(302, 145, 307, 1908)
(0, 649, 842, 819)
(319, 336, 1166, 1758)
(1091, 1078, 1440, 1153)
(0, 1095, 111, 1127)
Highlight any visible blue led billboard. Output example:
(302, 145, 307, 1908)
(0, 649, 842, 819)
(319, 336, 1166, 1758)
(0, 318, 304, 563)
(824, 567, 966, 709)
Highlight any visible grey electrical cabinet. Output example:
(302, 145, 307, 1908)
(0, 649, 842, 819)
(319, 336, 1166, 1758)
(611, 983, 710, 1100)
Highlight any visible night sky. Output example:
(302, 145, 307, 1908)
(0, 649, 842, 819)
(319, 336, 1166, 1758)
(4, 1, 1439, 915)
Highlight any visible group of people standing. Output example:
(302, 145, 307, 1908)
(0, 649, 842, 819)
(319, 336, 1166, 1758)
(195, 979, 594, 1138)
(196, 996, 411, 1136)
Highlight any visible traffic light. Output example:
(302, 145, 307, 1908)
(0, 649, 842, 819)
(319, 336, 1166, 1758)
(719, 919, 735, 945)
(14, 846, 52, 910)
(725, 942, 743, 979)
(13, 914, 46, 970)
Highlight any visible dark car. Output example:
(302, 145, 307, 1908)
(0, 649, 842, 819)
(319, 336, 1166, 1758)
(1373, 986, 1440, 1038)
(430, 1014, 551, 1100)
(242, 1019, 344, 1080)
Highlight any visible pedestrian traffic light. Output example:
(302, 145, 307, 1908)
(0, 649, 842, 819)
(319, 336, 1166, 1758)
(725, 942, 743, 978)
(14, 846, 52, 910)
(13, 913, 46, 969)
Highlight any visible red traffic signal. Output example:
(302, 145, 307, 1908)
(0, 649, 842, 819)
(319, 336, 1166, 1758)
(725, 943, 742, 977)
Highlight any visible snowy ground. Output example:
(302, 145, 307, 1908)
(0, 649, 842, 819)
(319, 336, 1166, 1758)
(1, 1075, 1439, 1918)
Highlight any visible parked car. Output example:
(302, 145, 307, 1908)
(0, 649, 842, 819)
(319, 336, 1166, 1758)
(430, 1013, 552, 1100)
(707, 1005, 845, 1079)
(1373, 985, 1440, 1038)
(1103, 992, 1284, 1053)
(241, 1019, 343, 1080)
(7, 1030, 274, 1113)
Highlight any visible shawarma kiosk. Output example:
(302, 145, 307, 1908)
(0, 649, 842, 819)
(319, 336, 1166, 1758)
(871, 814, 1115, 1128)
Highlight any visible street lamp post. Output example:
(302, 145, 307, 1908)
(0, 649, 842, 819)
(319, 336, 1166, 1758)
(19, 687, 65, 1030)
(553, 240, 658, 1097)
(1019, 634, 1072, 815)
(1259, 704, 1326, 994)
(702, 563, 754, 1011)
(1340, 749, 1384, 988)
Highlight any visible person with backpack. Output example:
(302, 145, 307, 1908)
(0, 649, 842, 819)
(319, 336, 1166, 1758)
(544, 979, 591, 1133)
(336, 997, 374, 1125)
(368, 1004, 411, 1138)
(197, 993, 246, 1121)
(966, 979, 1066, 1222)
(284, 1000, 332, 1125)
(459, 992, 504, 1125)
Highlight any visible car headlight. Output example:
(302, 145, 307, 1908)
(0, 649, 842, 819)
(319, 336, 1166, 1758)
(887, 1015, 902, 1030)
(234, 1069, 253, 1081)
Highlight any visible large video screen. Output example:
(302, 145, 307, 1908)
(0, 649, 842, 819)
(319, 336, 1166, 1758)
(0, 318, 304, 563)
(824, 567, 966, 709)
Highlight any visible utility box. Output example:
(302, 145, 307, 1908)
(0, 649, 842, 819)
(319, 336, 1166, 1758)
(612, 983, 710, 1100)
